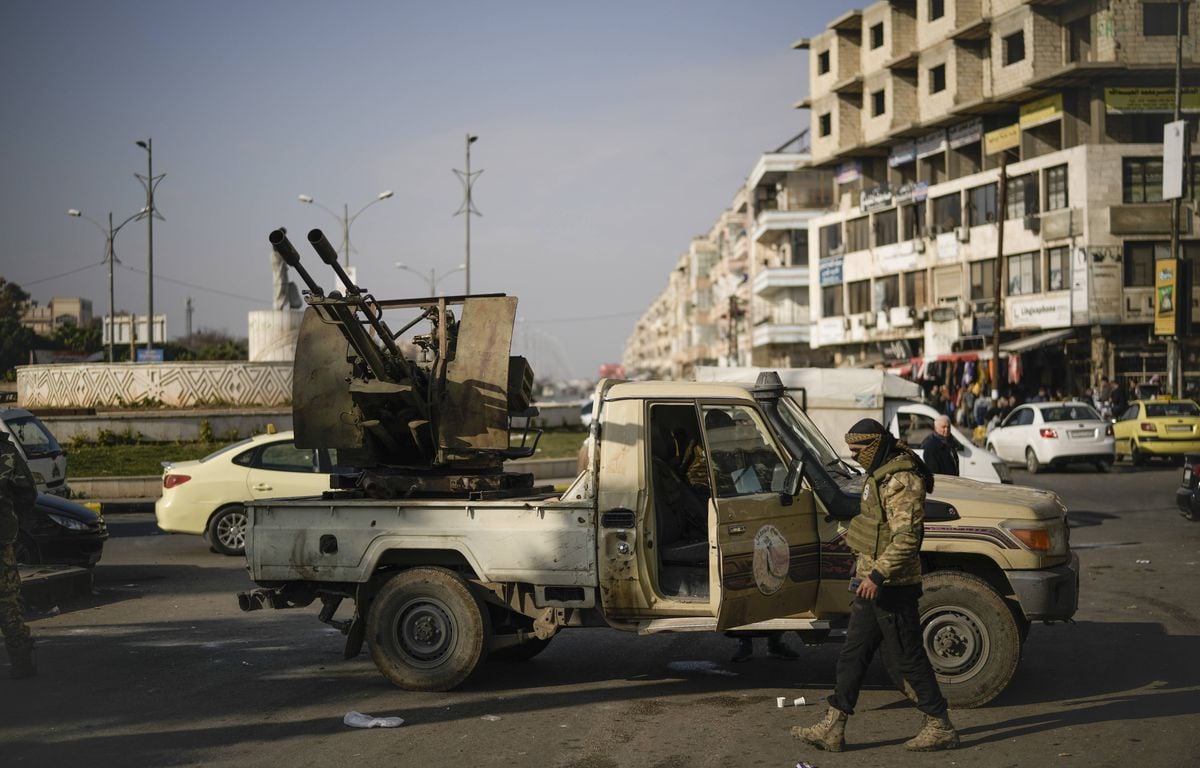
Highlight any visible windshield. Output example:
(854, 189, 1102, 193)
(4, 415, 61, 458)
(1146, 401, 1200, 417)
(776, 395, 857, 476)
(766, 394, 861, 519)
(1041, 404, 1101, 423)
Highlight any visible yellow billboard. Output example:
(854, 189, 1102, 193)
(1105, 87, 1200, 114)
(984, 124, 1020, 155)
(1155, 258, 1179, 336)
(1019, 94, 1063, 128)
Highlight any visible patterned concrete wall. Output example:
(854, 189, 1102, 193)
(16, 362, 293, 408)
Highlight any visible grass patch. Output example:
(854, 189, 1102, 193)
(521, 428, 587, 460)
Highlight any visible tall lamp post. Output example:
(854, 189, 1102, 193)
(298, 190, 394, 267)
(135, 139, 165, 352)
(66, 207, 148, 363)
(454, 134, 482, 294)
(395, 262, 466, 295)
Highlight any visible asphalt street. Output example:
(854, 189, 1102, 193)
(1, 463, 1198, 768)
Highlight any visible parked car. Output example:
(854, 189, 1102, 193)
(1113, 398, 1200, 466)
(1177, 453, 1200, 522)
(986, 401, 1115, 474)
(889, 403, 1012, 483)
(155, 431, 342, 556)
(16, 494, 108, 568)
(0, 407, 69, 497)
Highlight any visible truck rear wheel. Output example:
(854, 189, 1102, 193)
(918, 571, 1021, 709)
(367, 567, 491, 691)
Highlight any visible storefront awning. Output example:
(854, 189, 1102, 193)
(1000, 328, 1074, 355)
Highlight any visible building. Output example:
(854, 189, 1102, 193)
(20, 296, 93, 336)
(799, 0, 1200, 397)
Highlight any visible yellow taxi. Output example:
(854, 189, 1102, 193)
(1114, 398, 1200, 465)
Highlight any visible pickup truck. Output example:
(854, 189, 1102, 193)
(240, 371, 1078, 708)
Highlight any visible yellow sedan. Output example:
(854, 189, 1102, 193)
(1114, 399, 1200, 466)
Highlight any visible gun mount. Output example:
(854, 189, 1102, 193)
(270, 227, 542, 500)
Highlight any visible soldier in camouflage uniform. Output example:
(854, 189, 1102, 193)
(1, 430, 38, 679)
(792, 418, 957, 752)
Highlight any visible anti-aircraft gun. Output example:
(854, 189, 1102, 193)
(269, 227, 541, 499)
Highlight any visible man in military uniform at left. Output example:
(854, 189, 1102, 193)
(1, 430, 38, 678)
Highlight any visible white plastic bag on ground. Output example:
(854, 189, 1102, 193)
(343, 711, 404, 728)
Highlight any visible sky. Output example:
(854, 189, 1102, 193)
(0, 0, 859, 381)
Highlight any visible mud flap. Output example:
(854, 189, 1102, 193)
(343, 615, 366, 659)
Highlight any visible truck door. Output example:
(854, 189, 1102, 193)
(702, 404, 819, 630)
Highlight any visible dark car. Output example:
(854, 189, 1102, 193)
(1177, 453, 1200, 522)
(16, 494, 108, 567)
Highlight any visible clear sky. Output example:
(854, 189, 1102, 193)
(0, 0, 858, 380)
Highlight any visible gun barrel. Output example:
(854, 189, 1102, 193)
(269, 229, 324, 297)
(306, 229, 362, 297)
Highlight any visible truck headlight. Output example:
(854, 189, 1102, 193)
(1000, 519, 1067, 556)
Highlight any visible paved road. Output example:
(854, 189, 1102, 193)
(2, 464, 1198, 768)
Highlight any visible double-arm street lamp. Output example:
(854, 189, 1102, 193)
(66, 206, 148, 363)
(395, 262, 466, 296)
(298, 190, 394, 267)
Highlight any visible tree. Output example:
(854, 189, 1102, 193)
(51, 317, 103, 354)
(0, 278, 36, 380)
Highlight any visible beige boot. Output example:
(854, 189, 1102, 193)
(790, 706, 847, 752)
(904, 714, 959, 751)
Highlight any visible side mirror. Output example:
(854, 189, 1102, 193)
(781, 458, 804, 504)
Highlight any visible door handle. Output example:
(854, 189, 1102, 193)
(253, 484, 272, 491)
(727, 524, 747, 535)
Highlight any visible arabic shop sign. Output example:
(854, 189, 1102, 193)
(1019, 93, 1063, 128)
(888, 141, 916, 167)
(819, 255, 844, 286)
(948, 118, 983, 149)
(1105, 87, 1200, 114)
(916, 129, 947, 159)
(984, 124, 1020, 155)
(835, 160, 862, 185)
(862, 185, 894, 212)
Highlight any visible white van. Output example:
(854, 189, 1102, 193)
(0, 408, 70, 497)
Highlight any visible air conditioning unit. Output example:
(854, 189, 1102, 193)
(956, 226, 970, 243)
(913, 238, 926, 253)
(957, 299, 972, 317)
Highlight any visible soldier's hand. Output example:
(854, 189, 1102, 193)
(856, 578, 878, 600)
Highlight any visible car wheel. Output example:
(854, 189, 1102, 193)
(1130, 439, 1145, 467)
(207, 505, 248, 556)
(13, 533, 39, 565)
(1025, 447, 1041, 474)
(367, 567, 490, 691)
(1094, 459, 1111, 473)
(1185, 499, 1200, 523)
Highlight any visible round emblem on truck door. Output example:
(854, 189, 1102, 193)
(752, 524, 790, 595)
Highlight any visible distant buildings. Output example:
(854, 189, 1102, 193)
(20, 296, 93, 336)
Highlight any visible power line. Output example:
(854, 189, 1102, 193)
(116, 263, 270, 305)
(16, 260, 104, 287)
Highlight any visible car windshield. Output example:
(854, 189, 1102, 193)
(4, 415, 61, 458)
(199, 437, 256, 463)
(776, 395, 854, 474)
(1146, 401, 1200, 417)
(1040, 404, 1101, 423)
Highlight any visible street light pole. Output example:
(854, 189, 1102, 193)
(67, 207, 146, 363)
(298, 190, 394, 268)
(454, 134, 482, 294)
(395, 262, 467, 295)
(136, 139, 165, 352)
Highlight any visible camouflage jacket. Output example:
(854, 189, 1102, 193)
(847, 453, 926, 587)
(0, 434, 38, 543)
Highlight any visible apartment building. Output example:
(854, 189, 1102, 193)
(800, 0, 1200, 395)
(21, 296, 93, 336)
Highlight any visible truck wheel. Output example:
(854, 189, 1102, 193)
(490, 636, 553, 662)
(1025, 448, 1041, 474)
(367, 567, 491, 691)
(207, 505, 247, 556)
(918, 571, 1021, 709)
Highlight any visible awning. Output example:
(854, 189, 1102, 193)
(1000, 328, 1074, 355)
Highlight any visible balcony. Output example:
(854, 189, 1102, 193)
(752, 210, 822, 243)
(753, 323, 812, 348)
(753, 266, 812, 297)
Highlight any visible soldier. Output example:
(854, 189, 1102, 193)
(792, 418, 958, 752)
(1, 430, 38, 679)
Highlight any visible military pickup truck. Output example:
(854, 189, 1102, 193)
(238, 228, 1078, 708)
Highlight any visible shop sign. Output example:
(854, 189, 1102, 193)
(817, 316, 846, 346)
(1019, 93, 1063, 129)
(819, 255, 844, 286)
(888, 141, 917, 167)
(1006, 293, 1071, 330)
(916, 129, 947, 159)
(835, 160, 862, 185)
(1088, 247, 1123, 323)
(948, 118, 983, 149)
(912, 181, 929, 202)
(862, 185, 894, 212)
(1165, 120, 1187, 200)
(1155, 258, 1180, 336)
(984, 124, 1020, 155)
(1070, 246, 1089, 325)
(1104, 86, 1200, 114)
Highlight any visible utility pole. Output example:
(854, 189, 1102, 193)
(727, 295, 740, 365)
(992, 154, 1008, 400)
(454, 134, 482, 295)
(136, 138, 165, 353)
(1168, 0, 1188, 397)
(185, 296, 194, 344)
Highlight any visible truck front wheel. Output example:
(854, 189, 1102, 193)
(918, 571, 1021, 709)
(367, 567, 491, 691)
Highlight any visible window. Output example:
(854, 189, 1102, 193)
(872, 89, 886, 117)
(897, 412, 935, 445)
(930, 0, 945, 21)
(932, 192, 962, 233)
(1006, 173, 1040, 220)
(258, 442, 318, 472)
(789, 229, 808, 266)
(822, 284, 844, 316)
(871, 22, 885, 49)
(1007, 252, 1041, 295)
(846, 216, 870, 252)
(702, 405, 787, 498)
(847, 279, 872, 314)
(819, 112, 832, 137)
(904, 269, 928, 306)
(1041, 404, 1101, 423)
(901, 202, 926, 240)
(1047, 246, 1070, 291)
(874, 208, 899, 246)
(968, 183, 998, 226)
(1144, 3, 1188, 36)
(818, 50, 831, 74)
(1123, 158, 1164, 203)
(1045, 165, 1068, 210)
(930, 64, 946, 93)
(1068, 15, 1093, 62)
(1147, 401, 1200, 417)
(875, 275, 900, 312)
(1124, 241, 1167, 287)
(970, 259, 996, 300)
(820, 223, 842, 255)
(1003, 31, 1026, 65)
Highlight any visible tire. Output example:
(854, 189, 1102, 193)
(207, 505, 248, 556)
(1130, 440, 1145, 468)
(1094, 459, 1111, 473)
(367, 567, 490, 691)
(13, 533, 39, 565)
(1025, 448, 1041, 474)
(917, 571, 1022, 709)
(489, 636, 553, 662)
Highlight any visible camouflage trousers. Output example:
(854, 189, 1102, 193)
(0, 542, 31, 650)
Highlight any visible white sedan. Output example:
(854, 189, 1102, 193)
(889, 403, 1012, 483)
(155, 431, 341, 555)
(985, 401, 1115, 474)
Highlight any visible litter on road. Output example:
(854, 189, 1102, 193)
(343, 711, 404, 729)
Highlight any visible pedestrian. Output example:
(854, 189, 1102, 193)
(792, 419, 958, 752)
(1, 430, 39, 679)
(1110, 379, 1128, 417)
(920, 415, 960, 476)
